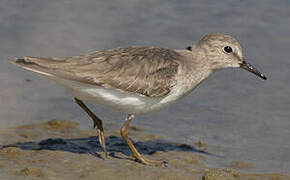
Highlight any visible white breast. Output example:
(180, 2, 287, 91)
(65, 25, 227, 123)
(54, 78, 190, 115)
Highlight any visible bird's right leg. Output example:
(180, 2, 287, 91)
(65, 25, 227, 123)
(120, 114, 167, 166)
(74, 98, 107, 157)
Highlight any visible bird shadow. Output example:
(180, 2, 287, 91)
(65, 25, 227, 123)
(0, 136, 214, 161)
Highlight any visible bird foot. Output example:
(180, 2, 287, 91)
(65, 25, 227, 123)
(134, 155, 167, 167)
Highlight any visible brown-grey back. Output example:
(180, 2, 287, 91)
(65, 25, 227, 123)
(15, 47, 184, 97)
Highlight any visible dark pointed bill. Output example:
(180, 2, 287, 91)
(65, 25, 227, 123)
(240, 61, 267, 80)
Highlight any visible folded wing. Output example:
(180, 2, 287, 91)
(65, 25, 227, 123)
(14, 47, 182, 97)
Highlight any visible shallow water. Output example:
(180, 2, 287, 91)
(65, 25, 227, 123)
(0, 0, 290, 173)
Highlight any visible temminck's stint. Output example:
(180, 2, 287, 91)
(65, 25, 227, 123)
(13, 33, 267, 166)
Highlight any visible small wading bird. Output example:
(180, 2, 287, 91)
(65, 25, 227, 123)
(13, 33, 267, 166)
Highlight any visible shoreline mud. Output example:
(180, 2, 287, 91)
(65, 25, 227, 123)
(0, 119, 289, 180)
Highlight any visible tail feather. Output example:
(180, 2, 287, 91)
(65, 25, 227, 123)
(12, 57, 54, 77)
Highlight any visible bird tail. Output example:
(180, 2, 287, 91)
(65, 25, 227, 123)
(12, 57, 57, 77)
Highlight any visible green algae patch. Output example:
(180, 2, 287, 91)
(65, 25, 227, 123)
(45, 119, 79, 132)
(230, 160, 253, 169)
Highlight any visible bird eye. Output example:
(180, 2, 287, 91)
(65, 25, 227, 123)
(223, 46, 232, 53)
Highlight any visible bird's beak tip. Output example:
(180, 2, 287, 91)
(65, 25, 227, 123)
(240, 61, 267, 80)
(261, 74, 267, 80)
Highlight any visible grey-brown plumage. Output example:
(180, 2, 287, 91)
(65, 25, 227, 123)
(13, 33, 267, 166)
(15, 47, 183, 97)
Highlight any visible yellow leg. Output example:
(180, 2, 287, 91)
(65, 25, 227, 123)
(120, 114, 167, 166)
(74, 98, 107, 157)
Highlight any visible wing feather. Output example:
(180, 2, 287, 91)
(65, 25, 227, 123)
(14, 47, 182, 97)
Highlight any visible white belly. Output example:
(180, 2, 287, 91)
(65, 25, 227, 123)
(54, 78, 190, 115)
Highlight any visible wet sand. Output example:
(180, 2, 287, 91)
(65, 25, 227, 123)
(0, 120, 288, 180)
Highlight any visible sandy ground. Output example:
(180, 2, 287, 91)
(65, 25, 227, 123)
(0, 119, 289, 180)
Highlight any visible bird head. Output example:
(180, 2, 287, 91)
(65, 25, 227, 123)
(197, 33, 267, 80)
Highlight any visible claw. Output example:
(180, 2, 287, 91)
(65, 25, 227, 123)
(135, 156, 167, 166)
(161, 161, 168, 167)
(97, 129, 107, 158)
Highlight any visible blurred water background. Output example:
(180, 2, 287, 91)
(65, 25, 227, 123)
(0, 0, 289, 173)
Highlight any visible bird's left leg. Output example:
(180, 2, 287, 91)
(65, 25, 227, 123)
(74, 97, 107, 157)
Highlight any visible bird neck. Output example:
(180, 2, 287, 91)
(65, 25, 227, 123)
(175, 49, 214, 92)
